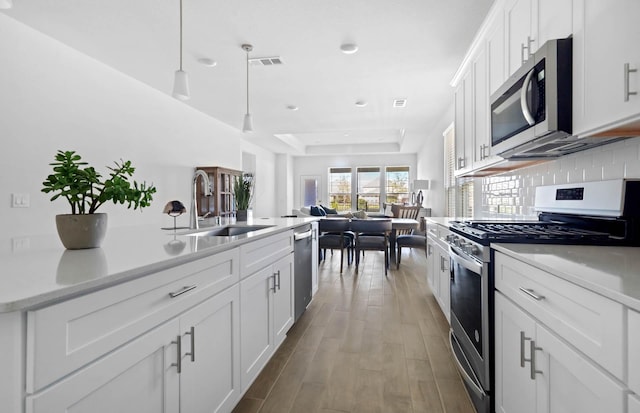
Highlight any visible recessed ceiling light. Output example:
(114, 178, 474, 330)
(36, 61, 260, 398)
(340, 43, 359, 54)
(355, 100, 368, 107)
(0, 0, 13, 9)
(197, 57, 217, 67)
(393, 98, 407, 108)
(286, 105, 299, 111)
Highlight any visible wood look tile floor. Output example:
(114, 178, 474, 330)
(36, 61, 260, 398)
(232, 248, 476, 413)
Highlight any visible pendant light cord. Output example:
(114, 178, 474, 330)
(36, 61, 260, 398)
(179, 0, 183, 71)
(246, 49, 250, 114)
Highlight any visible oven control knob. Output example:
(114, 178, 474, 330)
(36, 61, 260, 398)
(469, 245, 480, 255)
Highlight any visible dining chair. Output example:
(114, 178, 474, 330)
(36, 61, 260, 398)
(394, 205, 421, 236)
(349, 218, 392, 275)
(396, 231, 427, 269)
(318, 218, 352, 274)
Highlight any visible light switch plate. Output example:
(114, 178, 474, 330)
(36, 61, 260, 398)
(11, 193, 30, 208)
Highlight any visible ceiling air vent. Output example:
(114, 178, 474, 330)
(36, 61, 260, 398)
(249, 56, 283, 66)
(393, 98, 407, 108)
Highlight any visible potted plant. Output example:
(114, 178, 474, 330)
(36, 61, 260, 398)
(233, 173, 254, 221)
(42, 150, 157, 249)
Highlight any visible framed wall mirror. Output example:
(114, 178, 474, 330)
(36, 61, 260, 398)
(300, 175, 320, 206)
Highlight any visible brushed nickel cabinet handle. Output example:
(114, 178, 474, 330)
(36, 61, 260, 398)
(271, 274, 277, 293)
(169, 285, 197, 298)
(276, 270, 281, 290)
(530, 340, 543, 380)
(172, 335, 182, 374)
(185, 326, 195, 362)
(625, 63, 637, 101)
(519, 287, 545, 301)
(520, 331, 532, 368)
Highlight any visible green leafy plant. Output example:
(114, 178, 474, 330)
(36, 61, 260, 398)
(233, 173, 254, 210)
(42, 150, 157, 214)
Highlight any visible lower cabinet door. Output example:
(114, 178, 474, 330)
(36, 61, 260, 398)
(25, 318, 180, 413)
(630, 394, 640, 413)
(180, 285, 241, 413)
(240, 265, 274, 390)
(534, 324, 625, 413)
(272, 254, 294, 347)
(494, 293, 536, 413)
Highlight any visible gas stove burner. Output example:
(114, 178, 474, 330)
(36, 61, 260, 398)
(450, 220, 613, 245)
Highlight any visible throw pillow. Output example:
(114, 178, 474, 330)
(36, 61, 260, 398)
(352, 210, 368, 219)
(320, 204, 338, 215)
(310, 205, 326, 216)
(384, 204, 394, 217)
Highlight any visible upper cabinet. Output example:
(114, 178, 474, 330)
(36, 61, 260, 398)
(506, 0, 573, 76)
(452, 0, 640, 177)
(505, 0, 535, 76)
(572, 0, 640, 137)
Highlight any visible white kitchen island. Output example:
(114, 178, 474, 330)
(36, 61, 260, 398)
(0, 217, 317, 413)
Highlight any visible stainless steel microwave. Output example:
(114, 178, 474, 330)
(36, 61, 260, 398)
(490, 38, 575, 159)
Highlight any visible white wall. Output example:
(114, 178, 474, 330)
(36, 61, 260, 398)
(292, 153, 417, 213)
(415, 105, 452, 217)
(0, 14, 276, 237)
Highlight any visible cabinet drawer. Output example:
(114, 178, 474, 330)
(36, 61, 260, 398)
(26, 248, 239, 393)
(494, 252, 624, 380)
(240, 230, 293, 278)
(629, 309, 640, 395)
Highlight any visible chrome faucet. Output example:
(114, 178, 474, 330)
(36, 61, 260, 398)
(191, 169, 213, 229)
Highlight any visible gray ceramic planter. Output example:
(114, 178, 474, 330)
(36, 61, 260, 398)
(55, 213, 108, 249)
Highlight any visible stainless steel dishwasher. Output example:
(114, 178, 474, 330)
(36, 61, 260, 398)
(293, 225, 313, 322)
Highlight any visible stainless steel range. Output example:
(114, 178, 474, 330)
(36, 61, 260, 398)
(446, 179, 640, 413)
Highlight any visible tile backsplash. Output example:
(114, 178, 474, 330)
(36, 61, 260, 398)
(478, 138, 640, 219)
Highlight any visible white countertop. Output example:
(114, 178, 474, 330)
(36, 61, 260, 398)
(425, 217, 457, 227)
(0, 217, 317, 313)
(493, 243, 640, 312)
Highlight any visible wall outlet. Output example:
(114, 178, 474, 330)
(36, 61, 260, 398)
(12, 237, 30, 252)
(11, 193, 30, 208)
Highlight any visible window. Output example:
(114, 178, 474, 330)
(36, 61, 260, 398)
(444, 122, 473, 217)
(356, 167, 381, 212)
(385, 166, 410, 204)
(328, 168, 352, 211)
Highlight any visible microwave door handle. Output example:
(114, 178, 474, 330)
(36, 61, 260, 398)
(520, 68, 536, 126)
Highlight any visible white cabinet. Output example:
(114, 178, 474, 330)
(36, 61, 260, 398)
(534, 322, 625, 413)
(454, 71, 474, 173)
(630, 394, 640, 413)
(487, 10, 506, 97)
(494, 293, 538, 413)
(572, 0, 640, 137)
(494, 251, 629, 413)
(495, 292, 625, 413)
(25, 284, 242, 413)
(179, 285, 241, 413)
(240, 253, 294, 390)
(26, 318, 180, 413)
(425, 222, 450, 322)
(629, 309, 640, 395)
(505, 0, 572, 76)
(505, 0, 535, 76)
(311, 221, 319, 296)
(535, 0, 572, 47)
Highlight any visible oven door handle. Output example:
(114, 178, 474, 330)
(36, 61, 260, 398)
(449, 245, 483, 274)
(449, 329, 487, 399)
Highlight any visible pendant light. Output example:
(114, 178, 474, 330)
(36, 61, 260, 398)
(172, 0, 190, 100)
(242, 44, 253, 133)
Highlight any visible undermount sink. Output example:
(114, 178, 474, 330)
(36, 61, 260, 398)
(185, 225, 274, 237)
